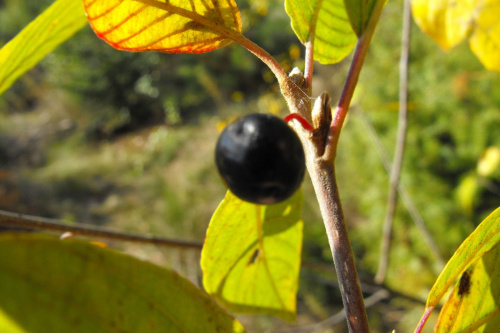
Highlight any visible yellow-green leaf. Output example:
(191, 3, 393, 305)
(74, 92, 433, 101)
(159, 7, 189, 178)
(285, 0, 357, 64)
(0, 233, 245, 333)
(416, 207, 500, 331)
(83, 0, 242, 54)
(0, 0, 87, 96)
(435, 245, 500, 332)
(411, 0, 500, 71)
(425, 207, 500, 308)
(201, 191, 303, 321)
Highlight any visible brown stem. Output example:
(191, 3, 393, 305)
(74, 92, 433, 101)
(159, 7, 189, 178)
(375, 0, 412, 284)
(0, 209, 203, 249)
(306, 159, 370, 332)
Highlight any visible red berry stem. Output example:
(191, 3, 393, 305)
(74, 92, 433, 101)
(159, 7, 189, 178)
(284, 113, 315, 132)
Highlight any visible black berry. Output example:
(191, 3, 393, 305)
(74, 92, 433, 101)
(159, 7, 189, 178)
(215, 113, 306, 204)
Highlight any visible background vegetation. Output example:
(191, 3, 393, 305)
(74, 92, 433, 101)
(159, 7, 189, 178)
(1, 0, 499, 331)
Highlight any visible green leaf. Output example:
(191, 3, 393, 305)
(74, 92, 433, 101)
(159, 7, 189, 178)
(343, 0, 379, 36)
(0, 0, 87, 96)
(201, 191, 303, 321)
(285, 0, 357, 64)
(435, 244, 500, 332)
(0, 233, 245, 333)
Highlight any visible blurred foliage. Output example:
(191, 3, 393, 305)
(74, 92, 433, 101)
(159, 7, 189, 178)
(0, 0, 499, 331)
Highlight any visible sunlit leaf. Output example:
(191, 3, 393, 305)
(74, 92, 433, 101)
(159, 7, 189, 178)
(435, 245, 500, 332)
(416, 207, 500, 331)
(285, 0, 357, 64)
(83, 0, 242, 54)
(425, 207, 500, 307)
(0, 233, 245, 333)
(343, 0, 379, 36)
(412, 0, 500, 71)
(0, 309, 24, 333)
(201, 191, 303, 321)
(0, 0, 87, 96)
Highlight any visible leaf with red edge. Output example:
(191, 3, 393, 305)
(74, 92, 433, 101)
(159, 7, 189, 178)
(83, 0, 242, 54)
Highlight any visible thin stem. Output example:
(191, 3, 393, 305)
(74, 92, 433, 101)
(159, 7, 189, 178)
(325, 0, 386, 161)
(231, 34, 289, 85)
(306, 159, 370, 332)
(233, 34, 312, 123)
(304, 41, 314, 94)
(414, 307, 434, 333)
(375, 0, 412, 284)
(0, 209, 203, 249)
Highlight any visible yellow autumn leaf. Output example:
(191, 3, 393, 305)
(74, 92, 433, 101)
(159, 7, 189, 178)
(415, 207, 500, 332)
(83, 0, 242, 53)
(435, 245, 500, 332)
(411, 0, 500, 71)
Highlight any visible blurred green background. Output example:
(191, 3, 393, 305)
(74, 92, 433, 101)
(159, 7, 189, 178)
(1, 0, 499, 332)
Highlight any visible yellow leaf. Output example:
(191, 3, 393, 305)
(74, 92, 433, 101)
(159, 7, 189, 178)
(415, 207, 500, 332)
(469, 1, 500, 71)
(411, 0, 474, 50)
(435, 245, 500, 332)
(83, 0, 242, 53)
(411, 0, 500, 71)
(427, 207, 500, 307)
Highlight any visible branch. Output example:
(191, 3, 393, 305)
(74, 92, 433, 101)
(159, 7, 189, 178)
(0, 209, 203, 249)
(374, 0, 412, 284)
(305, 159, 370, 332)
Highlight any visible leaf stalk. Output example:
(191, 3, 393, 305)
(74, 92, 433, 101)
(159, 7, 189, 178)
(324, 0, 386, 162)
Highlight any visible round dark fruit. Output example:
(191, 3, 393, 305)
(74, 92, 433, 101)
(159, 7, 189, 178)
(215, 113, 306, 205)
